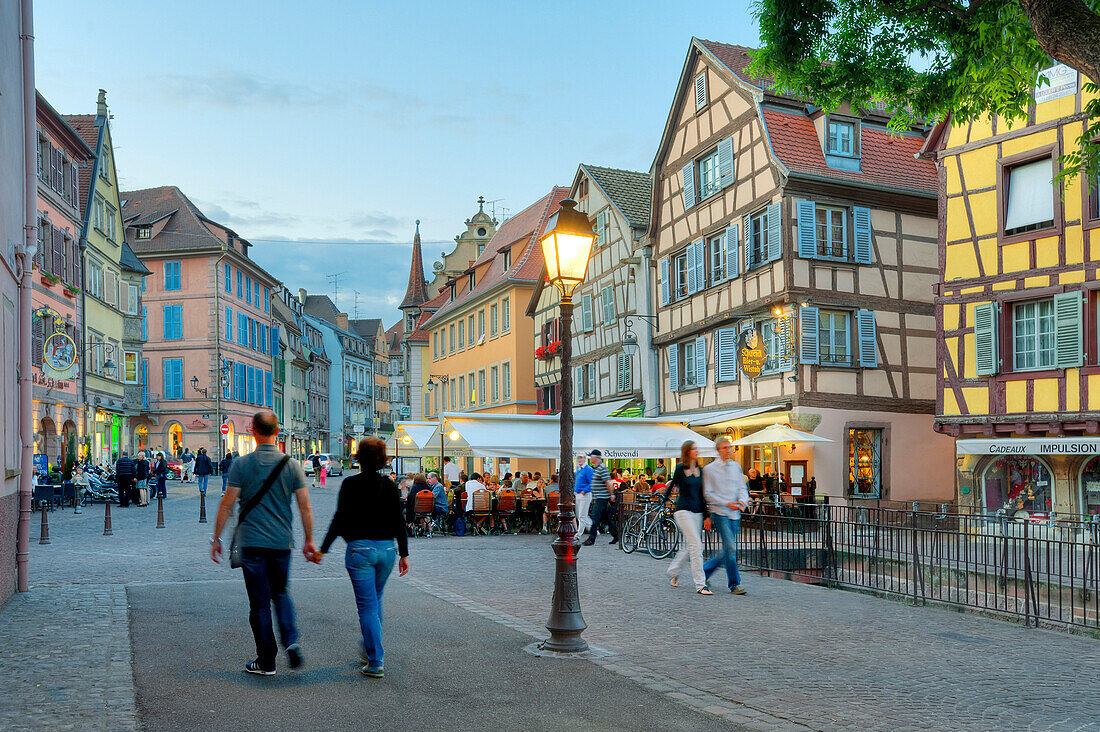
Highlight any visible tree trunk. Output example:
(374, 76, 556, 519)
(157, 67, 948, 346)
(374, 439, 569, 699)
(1019, 0, 1100, 85)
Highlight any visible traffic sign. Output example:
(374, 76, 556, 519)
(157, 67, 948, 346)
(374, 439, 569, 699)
(220, 423, 231, 436)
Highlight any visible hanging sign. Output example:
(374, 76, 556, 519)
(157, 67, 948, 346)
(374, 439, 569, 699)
(738, 329, 768, 378)
(1034, 64, 1077, 104)
(42, 332, 78, 379)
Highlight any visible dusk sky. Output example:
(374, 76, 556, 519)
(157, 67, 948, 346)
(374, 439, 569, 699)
(34, 1, 758, 323)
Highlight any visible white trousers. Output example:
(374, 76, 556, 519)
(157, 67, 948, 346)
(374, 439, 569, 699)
(575, 492, 592, 531)
(667, 510, 706, 590)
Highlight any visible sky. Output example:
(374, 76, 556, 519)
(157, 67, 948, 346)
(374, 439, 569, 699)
(34, 0, 759, 323)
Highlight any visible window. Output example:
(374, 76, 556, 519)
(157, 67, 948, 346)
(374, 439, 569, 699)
(1013, 299, 1056, 370)
(163, 358, 183, 400)
(467, 315, 475, 346)
(682, 339, 698, 388)
(501, 298, 510, 331)
(136, 227, 151, 240)
(92, 195, 105, 232)
(224, 263, 231, 292)
(432, 332, 438, 360)
(491, 365, 499, 402)
(142, 360, 150, 408)
(827, 119, 855, 155)
(502, 362, 511, 399)
(478, 369, 486, 405)
(236, 270, 243, 297)
(1003, 157, 1055, 237)
(815, 206, 847, 258)
(105, 205, 116, 242)
(162, 305, 182, 340)
(601, 284, 615, 325)
(448, 380, 456, 410)
(164, 261, 181, 290)
(458, 375, 465, 408)
(503, 248, 511, 269)
(490, 304, 498, 336)
(698, 148, 720, 199)
(238, 312, 248, 346)
(707, 232, 726, 284)
(245, 276, 252, 304)
(457, 319, 465, 349)
(694, 70, 707, 110)
(673, 251, 688, 298)
(818, 311, 851, 365)
(747, 207, 771, 270)
(127, 285, 139, 315)
(449, 324, 455, 354)
(751, 445, 778, 475)
(594, 210, 607, 246)
(87, 260, 103, 299)
(122, 352, 138, 383)
(849, 428, 883, 497)
(478, 310, 485, 340)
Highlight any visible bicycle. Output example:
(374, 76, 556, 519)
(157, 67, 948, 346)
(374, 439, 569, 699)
(621, 498, 680, 559)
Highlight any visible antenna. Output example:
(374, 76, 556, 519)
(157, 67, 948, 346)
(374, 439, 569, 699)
(327, 271, 348, 309)
(352, 289, 361, 319)
(485, 198, 505, 222)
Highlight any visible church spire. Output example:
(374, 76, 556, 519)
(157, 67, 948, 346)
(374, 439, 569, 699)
(399, 219, 429, 310)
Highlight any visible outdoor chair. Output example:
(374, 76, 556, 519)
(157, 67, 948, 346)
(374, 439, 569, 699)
(61, 481, 75, 508)
(471, 491, 493, 535)
(546, 490, 560, 533)
(496, 489, 517, 534)
(413, 490, 436, 537)
(32, 483, 53, 511)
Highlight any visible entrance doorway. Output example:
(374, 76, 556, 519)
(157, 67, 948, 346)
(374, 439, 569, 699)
(785, 460, 809, 498)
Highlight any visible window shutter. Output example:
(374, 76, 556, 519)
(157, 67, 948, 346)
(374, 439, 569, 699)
(63, 236, 72, 285)
(1054, 291, 1083, 369)
(681, 161, 696, 210)
(693, 240, 705, 292)
(32, 315, 44, 367)
(72, 240, 81, 288)
(796, 200, 817, 259)
(70, 162, 79, 208)
(588, 363, 596, 398)
(659, 258, 670, 305)
(767, 202, 782, 262)
(695, 335, 706, 386)
(668, 343, 679, 392)
(853, 206, 873, 264)
(725, 225, 739, 279)
(799, 306, 819, 364)
(52, 148, 62, 191)
(856, 310, 878, 367)
(695, 72, 707, 110)
(685, 244, 697, 294)
(581, 293, 594, 332)
(595, 210, 606, 246)
(716, 327, 738, 381)
(742, 215, 751, 272)
(973, 302, 999, 376)
(717, 137, 735, 188)
(536, 388, 545, 411)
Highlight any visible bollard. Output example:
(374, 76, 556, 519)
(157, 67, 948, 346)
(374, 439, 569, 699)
(39, 504, 51, 545)
(103, 500, 113, 536)
(74, 486, 82, 514)
(199, 491, 207, 524)
(156, 495, 165, 529)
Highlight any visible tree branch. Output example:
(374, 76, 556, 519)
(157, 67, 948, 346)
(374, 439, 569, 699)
(1018, 0, 1100, 85)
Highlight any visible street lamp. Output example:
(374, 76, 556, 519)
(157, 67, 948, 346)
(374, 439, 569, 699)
(620, 314, 659, 358)
(538, 198, 596, 653)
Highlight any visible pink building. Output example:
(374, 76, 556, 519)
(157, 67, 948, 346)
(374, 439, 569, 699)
(122, 187, 279, 458)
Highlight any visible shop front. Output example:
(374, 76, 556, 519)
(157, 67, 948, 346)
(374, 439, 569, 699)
(92, 409, 122, 466)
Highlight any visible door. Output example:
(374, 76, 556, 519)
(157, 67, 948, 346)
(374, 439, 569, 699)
(785, 460, 808, 497)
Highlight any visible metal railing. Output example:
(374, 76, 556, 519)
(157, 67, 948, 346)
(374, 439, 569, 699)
(620, 496, 1100, 630)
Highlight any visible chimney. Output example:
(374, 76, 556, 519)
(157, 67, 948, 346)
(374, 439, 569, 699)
(96, 89, 108, 121)
(337, 313, 349, 331)
(298, 288, 307, 303)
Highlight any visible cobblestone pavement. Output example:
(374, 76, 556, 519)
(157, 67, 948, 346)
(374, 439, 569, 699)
(5, 477, 1100, 730)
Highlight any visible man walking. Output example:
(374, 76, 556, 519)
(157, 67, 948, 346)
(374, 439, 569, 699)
(115, 451, 135, 508)
(574, 455, 593, 535)
(581, 450, 616, 546)
(702, 437, 749, 595)
(219, 452, 233, 496)
(194, 447, 213, 495)
(210, 410, 315, 676)
(181, 448, 195, 483)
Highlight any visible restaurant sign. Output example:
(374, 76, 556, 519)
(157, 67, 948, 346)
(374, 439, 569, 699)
(738, 329, 768, 378)
(956, 437, 1100, 455)
(600, 449, 640, 459)
(42, 332, 78, 380)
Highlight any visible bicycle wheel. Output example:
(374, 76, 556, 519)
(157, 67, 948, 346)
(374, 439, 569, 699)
(620, 514, 643, 554)
(646, 516, 680, 560)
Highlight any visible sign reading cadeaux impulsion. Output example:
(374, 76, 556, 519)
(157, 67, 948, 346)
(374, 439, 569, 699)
(738, 329, 768, 379)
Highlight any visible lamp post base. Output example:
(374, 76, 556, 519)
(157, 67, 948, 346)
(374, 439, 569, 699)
(544, 506, 588, 652)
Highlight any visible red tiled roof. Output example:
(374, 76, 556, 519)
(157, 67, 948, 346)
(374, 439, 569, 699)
(697, 40, 775, 90)
(63, 114, 99, 222)
(400, 223, 429, 310)
(385, 321, 404, 355)
(760, 108, 936, 194)
(423, 186, 568, 328)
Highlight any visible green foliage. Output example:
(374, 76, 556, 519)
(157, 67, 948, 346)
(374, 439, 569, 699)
(751, 0, 1099, 181)
(63, 431, 76, 481)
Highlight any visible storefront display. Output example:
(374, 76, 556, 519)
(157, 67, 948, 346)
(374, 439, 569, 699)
(1078, 457, 1100, 516)
(982, 456, 1052, 516)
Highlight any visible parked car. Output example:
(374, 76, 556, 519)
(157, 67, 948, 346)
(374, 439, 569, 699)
(165, 457, 182, 480)
(303, 453, 344, 477)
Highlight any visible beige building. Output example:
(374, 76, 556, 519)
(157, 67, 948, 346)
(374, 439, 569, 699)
(427, 197, 497, 293)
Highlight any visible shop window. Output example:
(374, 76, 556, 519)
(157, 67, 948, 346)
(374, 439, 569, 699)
(982, 456, 1053, 516)
(1078, 456, 1100, 517)
(751, 445, 778, 475)
(848, 428, 882, 498)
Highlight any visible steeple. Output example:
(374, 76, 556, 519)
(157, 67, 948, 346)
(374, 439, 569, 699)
(399, 219, 429, 310)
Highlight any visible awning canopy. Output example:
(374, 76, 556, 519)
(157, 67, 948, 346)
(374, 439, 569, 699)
(386, 421, 473, 458)
(731, 423, 832, 446)
(432, 412, 717, 459)
(665, 402, 790, 428)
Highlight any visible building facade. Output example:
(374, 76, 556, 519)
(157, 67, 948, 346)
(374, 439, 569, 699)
(648, 39, 954, 502)
(272, 285, 311, 459)
(122, 186, 278, 457)
(303, 319, 330, 455)
(427, 197, 497, 293)
(930, 63, 1100, 518)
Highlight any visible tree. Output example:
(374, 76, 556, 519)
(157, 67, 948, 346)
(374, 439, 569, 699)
(751, 0, 1100, 179)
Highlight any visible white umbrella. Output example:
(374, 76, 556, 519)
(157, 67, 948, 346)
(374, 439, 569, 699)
(730, 423, 832, 446)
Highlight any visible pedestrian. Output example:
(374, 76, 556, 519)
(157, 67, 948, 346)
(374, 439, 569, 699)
(115, 451, 135, 508)
(581, 450, 617, 546)
(405, 473, 429, 525)
(441, 456, 461, 486)
(181, 448, 195, 482)
(219, 452, 233, 495)
(194, 447, 213, 495)
(152, 451, 168, 501)
(319, 459, 328, 488)
(210, 410, 315, 676)
(702, 437, 749, 595)
(661, 441, 711, 595)
(312, 436, 409, 678)
(573, 455, 593, 535)
(311, 454, 322, 488)
(135, 451, 150, 506)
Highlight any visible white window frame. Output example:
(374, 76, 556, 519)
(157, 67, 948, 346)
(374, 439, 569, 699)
(501, 298, 510, 332)
(1013, 299, 1056, 371)
(815, 206, 848, 260)
(122, 351, 138, 384)
(748, 208, 770, 271)
(707, 232, 726, 284)
(502, 360, 511, 400)
(673, 251, 688, 299)
(827, 119, 855, 156)
(698, 148, 720, 199)
(127, 284, 139, 315)
(681, 340, 698, 389)
(490, 304, 499, 337)
(818, 310, 851, 366)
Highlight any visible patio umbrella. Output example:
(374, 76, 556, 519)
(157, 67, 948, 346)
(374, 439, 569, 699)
(730, 423, 832, 446)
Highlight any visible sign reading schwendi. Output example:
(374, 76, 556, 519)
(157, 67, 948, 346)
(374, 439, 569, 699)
(956, 437, 1100, 455)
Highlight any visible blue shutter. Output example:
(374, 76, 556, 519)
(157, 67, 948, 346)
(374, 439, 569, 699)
(695, 335, 706, 386)
(225, 307, 233, 341)
(265, 371, 273, 407)
(693, 240, 705, 292)
(272, 327, 280, 358)
(681, 161, 696, 209)
(141, 307, 146, 341)
(660, 258, 670, 305)
(973, 302, 999, 376)
(799, 306, 819, 364)
(716, 327, 738, 381)
(581, 294, 594, 332)
(248, 367, 255, 404)
(245, 276, 252, 304)
(766, 202, 782, 262)
(224, 263, 231, 292)
(742, 215, 751, 272)
(236, 271, 242, 297)
(264, 286, 270, 313)
(853, 206, 872, 263)
(725, 225, 739, 279)
(856, 310, 878, 367)
(717, 137, 735, 188)
(1054, 291, 1084, 369)
(685, 244, 697, 294)
(668, 343, 679, 392)
(797, 200, 817, 258)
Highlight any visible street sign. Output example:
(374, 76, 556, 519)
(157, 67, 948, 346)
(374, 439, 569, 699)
(220, 423, 231, 436)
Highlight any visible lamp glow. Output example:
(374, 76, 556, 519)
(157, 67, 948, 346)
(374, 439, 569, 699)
(539, 199, 596, 299)
(448, 429, 460, 441)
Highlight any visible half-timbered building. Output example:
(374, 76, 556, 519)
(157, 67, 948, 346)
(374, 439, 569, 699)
(928, 62, 1100, 518)
(648, 38, 955, 502)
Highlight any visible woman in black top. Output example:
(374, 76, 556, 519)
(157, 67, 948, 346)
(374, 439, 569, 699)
(313, 437, 409, 678)
(661, 441, 711, 595)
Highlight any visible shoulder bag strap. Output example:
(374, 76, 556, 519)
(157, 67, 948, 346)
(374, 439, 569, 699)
(237, 455, 290, 526)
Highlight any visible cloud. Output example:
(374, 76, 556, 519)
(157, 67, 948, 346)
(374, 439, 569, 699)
(192, 198, 300, 229)
(150, 73, 341, 110)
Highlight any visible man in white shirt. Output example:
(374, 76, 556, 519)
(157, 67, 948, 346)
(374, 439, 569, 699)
(442, 457, 462, 486)
(464, 472, 486, 513)
(702, 437, 750, 595)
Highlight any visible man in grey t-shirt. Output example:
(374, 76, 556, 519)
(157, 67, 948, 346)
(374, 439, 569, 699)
(211, 411, 315, 676)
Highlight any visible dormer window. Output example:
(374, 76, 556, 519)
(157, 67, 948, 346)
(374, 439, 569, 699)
(136, 226, 151, 240)
(468, 273, 475, 290)
(503, 248, 511, 269)
(827, 119, 855, 155)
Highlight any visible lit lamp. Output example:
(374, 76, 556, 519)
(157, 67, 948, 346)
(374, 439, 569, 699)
(538, 198, 596, 653)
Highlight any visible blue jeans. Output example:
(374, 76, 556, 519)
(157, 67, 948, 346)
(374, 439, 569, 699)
(221, 474, 229, 494)
(196, 474, 209, 494)
(703, 515, 742, 590)
(345, 539, 396, 667)
(241, 548, 298, 671)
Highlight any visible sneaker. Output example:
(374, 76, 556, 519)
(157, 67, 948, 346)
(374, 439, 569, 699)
(608, 537, 618, 545)
(359, 644, 370, 665)
(731, 586, 747, 595)
(245, 660, 276, 676)
(581, 539, 595, 546)
(361, 665, 384, 678)
(286, 643, 303, 669)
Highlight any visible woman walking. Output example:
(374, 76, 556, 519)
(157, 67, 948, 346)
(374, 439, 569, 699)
(312, 437, 409, 678)
(660, 441, 712, 595)
(152, 451, 168, 501)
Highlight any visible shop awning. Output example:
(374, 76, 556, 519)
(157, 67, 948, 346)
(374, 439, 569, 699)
(956, 437, 1100, 455)
(666, 402, 790, 428)
(731, 423, 832, 446)
(386, 421, 473, 458)
(432, 412, 717, 459)
(573, 398, 633, 418)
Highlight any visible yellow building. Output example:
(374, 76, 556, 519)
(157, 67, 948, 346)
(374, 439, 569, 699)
(930, 62, 1100, 517)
